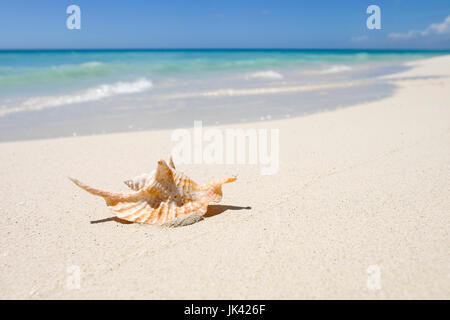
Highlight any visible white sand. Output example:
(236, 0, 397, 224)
(0, 56, 449, 299)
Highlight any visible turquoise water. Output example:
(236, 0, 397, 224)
(0, 49, 447, 88)
(0, 49, 448, 141)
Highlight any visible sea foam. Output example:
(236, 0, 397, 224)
(320, 65, 353, 74)
(0, 78, 152, 117)
(247, 70, 284, 80)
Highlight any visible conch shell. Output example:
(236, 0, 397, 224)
(70, 156, 236, 226)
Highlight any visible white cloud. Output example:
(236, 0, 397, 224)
(426, 15, 450, 34)
(389, 30, 419, 40)
(389, 15, 450, 39)
(351, 35, 369, 42)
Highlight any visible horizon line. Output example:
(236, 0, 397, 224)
(1, 48, 450, 51)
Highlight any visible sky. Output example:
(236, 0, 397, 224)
(0, 0, 449, 49)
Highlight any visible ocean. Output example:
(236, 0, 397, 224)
(0, 49, 448, 141)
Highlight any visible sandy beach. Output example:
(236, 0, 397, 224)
(0, 55, 449, 299)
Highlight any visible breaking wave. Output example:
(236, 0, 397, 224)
(247, 70, 284, 80)
(320, 65, 353, 74)
(0, 78, 153, 117)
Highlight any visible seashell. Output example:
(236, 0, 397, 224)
(123, 156, 175, 191)
(69, 156, 236, 226)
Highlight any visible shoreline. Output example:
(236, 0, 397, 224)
(0, 55, 449, 299)
(0, 57, 412, 143)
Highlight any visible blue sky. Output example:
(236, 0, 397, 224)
(0, 0, 449, 49)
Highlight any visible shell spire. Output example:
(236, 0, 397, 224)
(69, 177, 132, 205)
(69, 156, 237, 226)
(202, 176, 237, 203)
